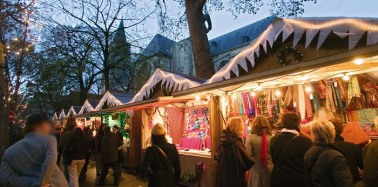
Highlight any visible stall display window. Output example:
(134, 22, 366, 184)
(180, 107, 211, 150)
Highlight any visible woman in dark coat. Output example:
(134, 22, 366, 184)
(141, 123, 181, 187)
(215, 117, 254, 187)
(330, 119, 363, 182)
(304, 119, 356, 187)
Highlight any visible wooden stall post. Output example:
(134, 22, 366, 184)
(128, 109, 142, 171)
(210, 95, 223, 186)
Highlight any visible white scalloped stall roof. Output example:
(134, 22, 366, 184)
(130, 69, 202, 103)
(206, 17, 378, 84)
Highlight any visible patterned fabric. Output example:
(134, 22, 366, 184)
(305, 92, 313, 119)
(316, 80, 327, 99)
(356, 109, 378, 124)
(336, 78, 348, 101)
(359, 76, 378, 108)
(298, 85, 306, 120)
(242, 93, 250, 116)
(233, 94, 240, 115)
(347, 75, 362, 105)
(326, 81, 337, 113)
(167, 107, 185, 144)
(267, 90, 273, 117)
(293, 85, 299, 112)
(311, 83, 322, 112)
(237, 94, 244, 115)
(282, 86, 293, 108)
(258, 95, 269, 116)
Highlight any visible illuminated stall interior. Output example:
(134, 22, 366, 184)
(175, 17, 378, 143)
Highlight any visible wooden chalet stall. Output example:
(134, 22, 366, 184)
(102, 69, 216, 186)
(174, 17, 378, 165)
(77, 99, 101, 129)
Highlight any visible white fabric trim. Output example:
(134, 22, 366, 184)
(281, 128, 300, 135)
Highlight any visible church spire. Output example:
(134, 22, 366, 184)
(113, 20, 127, 44)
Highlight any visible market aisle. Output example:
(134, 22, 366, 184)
(61, 161, 147, 187)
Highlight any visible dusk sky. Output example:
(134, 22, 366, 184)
(207, 0, 378, 39)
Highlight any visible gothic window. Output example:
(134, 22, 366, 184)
(218, 60, 228, 70)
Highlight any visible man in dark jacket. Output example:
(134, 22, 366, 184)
(330, 119, 363, 182)
(363, 139, 378, 187)
(270, 112, 312, 187)
(79, 126, 95, 180)
(98, 126, 121, 186)
(59, 118, 76, 179)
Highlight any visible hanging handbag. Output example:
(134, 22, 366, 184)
(151, 145, 176, 186)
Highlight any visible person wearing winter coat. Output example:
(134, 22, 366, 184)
(330, 119, 363, 182)
(362, 139, 378, 187)
(304, 119, 356, 187)
(79, 126, 95, 180)
(59, 118, 76, 179)
(63, 127, 89, 187)
(98, 126, 121, 186)
(215, 117, 255, 187)
(270, 112, 312, 187)
(0, 114, 68, 187)
(94, 123, 107, 176)
(141, 123, 181, 187)
(245, 115, 273, 187)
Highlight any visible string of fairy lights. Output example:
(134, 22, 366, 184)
(195, 57, 370, 104)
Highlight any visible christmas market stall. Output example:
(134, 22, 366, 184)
(93, 91, 134, 130)
(106, 69, 215, 186)
(174, 17, 378, 146)
(77, 99, 101, 129)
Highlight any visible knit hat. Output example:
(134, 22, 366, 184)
(26, 114, 52, 127)
(151, 123, 166, 136)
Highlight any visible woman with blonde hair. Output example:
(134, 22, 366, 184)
(304, 119, 356, 187)
(245, 115, 273, 187)
(215, 117, 254, 187)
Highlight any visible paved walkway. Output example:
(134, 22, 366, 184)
(60, 161, 147, 187)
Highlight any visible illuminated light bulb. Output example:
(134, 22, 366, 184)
(231, 93, 237, 99)
(300, 74, 310, 81)
(354, 59, 364, 65)
(255, 83, 262, 91)
(195, 95, 200, 101)
(13, 38, 18, 41)
(6, 46, 10, 49)
(305, 85, 313, 93)
(342, 73, 350, 81)
(250, 91, 256, 97)
(275, 90, 282, 97)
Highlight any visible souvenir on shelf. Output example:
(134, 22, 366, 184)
(183, 107, 210, 139)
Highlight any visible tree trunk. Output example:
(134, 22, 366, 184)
(185, 0, 215, 79)
(104, 68, 110, 92)
(0, 42, 9, 158)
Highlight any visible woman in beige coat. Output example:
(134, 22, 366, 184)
(245, 115, 273, 187)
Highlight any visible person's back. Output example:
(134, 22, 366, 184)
(215, 118, 254, 187)
(71, 133, 90, 160)
(363, 140, 378, 187)
(0, 114, 68, 187)
(270, 132, 312, 187)
(101, 132, 119, 163)
(335, 139, 363, 182)
(141, 123, 181, 187)
(305, 145, 355, 187)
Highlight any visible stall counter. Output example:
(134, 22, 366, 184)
(178, 150, 214, 187)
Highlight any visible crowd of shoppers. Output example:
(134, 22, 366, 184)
(1, 110, 378, 187)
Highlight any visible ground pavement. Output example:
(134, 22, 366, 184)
(60, 161, 147, 187)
